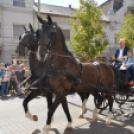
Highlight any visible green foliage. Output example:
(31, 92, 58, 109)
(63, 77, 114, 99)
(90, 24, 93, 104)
(116, 11, 134, 48)
(68, 0, 109, 58)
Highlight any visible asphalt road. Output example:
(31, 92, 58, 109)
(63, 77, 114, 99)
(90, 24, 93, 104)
(0, 94, 134, 134)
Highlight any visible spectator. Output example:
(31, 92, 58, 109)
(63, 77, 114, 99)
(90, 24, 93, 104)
(20, 64, 25, 80)
(114, 39, 129, 69)
(7, 67, 12, 92)
(121, 50, 134, 85)
(9, 70, 17, 95)
(14, 65, 25, 96)
(11, 64, 17, 71)
(0, 63, 8, 97)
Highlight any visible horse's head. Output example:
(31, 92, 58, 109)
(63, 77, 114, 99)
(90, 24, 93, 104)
(37, 15, 57, 61)
(15, 24, 39, 56)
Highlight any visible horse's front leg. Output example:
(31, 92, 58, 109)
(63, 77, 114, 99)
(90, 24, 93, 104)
(43, 94, 65, 134)
(23, 90, 39, 121)
(78, 93, 90, 118)
(46, 93, 54, 123)
(61, 97, 72, 131)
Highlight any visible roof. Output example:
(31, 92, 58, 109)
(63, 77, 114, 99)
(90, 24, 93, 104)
(128, 6, 134, 15)
(33, 3, 76, 17)
(33, 2, 110, 22)
(99, 0, 113, 7)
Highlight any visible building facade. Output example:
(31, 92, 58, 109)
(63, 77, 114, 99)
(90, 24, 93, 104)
(0, 0, 34, 64)
(1, 0, 134, 63)
(100, 0, 134, 57)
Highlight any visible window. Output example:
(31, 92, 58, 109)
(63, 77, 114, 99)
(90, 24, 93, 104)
(62, 30, 70, 40)
(13, 0, 25, 7)
(13, 25, 25, 37)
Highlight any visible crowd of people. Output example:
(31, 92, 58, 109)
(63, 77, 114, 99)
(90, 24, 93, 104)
(0, 63, 30, 97)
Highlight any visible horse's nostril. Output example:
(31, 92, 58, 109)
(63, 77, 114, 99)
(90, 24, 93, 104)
(41, 54, 44, 58)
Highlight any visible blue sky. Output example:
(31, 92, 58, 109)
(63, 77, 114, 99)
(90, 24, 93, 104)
(34, 0, 107, 8)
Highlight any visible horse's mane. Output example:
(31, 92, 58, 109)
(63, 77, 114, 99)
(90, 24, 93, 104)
(58, 26, 73, 56)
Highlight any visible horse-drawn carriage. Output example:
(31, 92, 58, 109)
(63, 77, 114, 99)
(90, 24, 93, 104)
(16, 15, 134, 133)
(94, 61, 134, 111)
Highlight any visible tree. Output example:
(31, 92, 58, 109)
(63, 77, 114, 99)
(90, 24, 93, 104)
(68, 0, 109, 59)
(116, 11, 134, 48)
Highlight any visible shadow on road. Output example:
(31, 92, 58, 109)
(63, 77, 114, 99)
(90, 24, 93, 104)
(32, 129, 41, 134)
(40, 110, 134, 134)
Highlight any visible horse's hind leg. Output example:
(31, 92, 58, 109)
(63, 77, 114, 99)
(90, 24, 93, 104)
(61, 97, 72, 131)
(23, 91, 39, 121)
(78, 92, 90, 118)
(106, 94, 113, 126)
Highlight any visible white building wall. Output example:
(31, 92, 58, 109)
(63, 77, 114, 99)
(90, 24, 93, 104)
(0, 0, 34, 63)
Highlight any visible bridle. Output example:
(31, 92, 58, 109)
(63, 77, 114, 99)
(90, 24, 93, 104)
(38, 24, 57, 58)
(19, 31, 37, 54)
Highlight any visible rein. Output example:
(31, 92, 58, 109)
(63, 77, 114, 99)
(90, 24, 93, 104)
(51, 53, 107, 62)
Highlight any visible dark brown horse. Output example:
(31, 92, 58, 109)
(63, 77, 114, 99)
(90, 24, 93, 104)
(15, 24, 73, 127)
(37, 15, 114, 133)
(15, 24, 90, 129)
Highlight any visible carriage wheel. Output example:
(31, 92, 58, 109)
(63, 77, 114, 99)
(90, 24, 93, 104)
(94, 94, 109, 110)
(114, 94, 128, 104)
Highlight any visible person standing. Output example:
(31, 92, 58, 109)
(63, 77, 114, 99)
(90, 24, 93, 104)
(14, 65, 25, 96)
(0, 64, 8, 97)
(7, 67, 12, 94)
(114, 39, 129, 69)
(121, 50, 134, 85)
(9, 70, 17, 95)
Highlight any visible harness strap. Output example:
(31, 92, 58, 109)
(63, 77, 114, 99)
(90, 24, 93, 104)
(19, 76, 32, 88)
(64, 57, 69, 70)
(93, 62, 102, 89)
(70, 63, 83, 94)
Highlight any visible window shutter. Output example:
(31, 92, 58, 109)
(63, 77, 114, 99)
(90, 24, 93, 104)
(13, 25, 25, 37)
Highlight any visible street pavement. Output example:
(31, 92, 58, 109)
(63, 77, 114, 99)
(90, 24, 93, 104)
(0, 94, 134, 134)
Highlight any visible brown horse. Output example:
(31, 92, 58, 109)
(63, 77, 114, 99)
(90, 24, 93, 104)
(15, 24, 72, 126)
(37, 15, 114, 133)
(15, 24, 90, 128)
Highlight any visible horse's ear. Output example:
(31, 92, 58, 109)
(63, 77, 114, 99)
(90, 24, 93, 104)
(37, 15, 44, 24)
(19, 36, 21, 40)
(29, 23, 34, 33)
(23, 26, 26, 32)
(47, 15, 52, 24)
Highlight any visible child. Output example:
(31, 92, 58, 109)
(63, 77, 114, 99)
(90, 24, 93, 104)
(121, 50, 134, 85)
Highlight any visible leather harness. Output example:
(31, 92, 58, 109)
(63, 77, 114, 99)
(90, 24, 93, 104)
(19, 27, 102, 94)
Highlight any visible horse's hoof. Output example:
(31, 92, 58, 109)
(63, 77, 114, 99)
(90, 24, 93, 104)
(33, 115, 38, 121)
(65, 127, 72, 132)
(83, 109, 87, 114)
(106, 121, 111, 126)
(93, 116, 98, 122)
(79, 114, 84, 118)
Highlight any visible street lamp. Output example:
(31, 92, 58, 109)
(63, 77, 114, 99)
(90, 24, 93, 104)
(38, 0, 40, 29)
